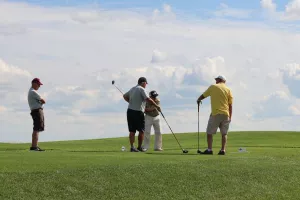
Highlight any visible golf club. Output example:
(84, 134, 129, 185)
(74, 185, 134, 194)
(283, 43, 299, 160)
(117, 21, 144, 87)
(159, 111, 188, 154)
(112, 80, 124, 95)
(197, 103, 201, 154)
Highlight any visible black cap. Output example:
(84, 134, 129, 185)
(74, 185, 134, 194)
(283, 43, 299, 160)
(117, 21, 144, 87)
(149, 90, 158, 97)
(138, 77, 148, 84)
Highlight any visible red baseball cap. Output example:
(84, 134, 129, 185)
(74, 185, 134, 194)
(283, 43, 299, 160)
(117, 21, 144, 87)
(32, 78, 43, 85)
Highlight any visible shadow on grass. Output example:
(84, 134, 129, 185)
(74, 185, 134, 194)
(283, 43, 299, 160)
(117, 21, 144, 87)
(67, 150, 120, 153)
(145, 152, 199, 156)
(230, 145, 300, 149)
(0, 148, 27, 151)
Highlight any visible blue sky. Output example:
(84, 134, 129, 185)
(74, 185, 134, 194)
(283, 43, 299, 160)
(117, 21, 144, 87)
(9, 0, 289, 10)
(7, 0, 300, 25)
(0, 0, 299, 142)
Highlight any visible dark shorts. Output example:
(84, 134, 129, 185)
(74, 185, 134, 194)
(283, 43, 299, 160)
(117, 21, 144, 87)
(127, 109, 145, 133)
(30, 108, 45, 132)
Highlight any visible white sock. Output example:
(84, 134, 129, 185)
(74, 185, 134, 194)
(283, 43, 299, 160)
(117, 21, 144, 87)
(207, 149, 212, 151)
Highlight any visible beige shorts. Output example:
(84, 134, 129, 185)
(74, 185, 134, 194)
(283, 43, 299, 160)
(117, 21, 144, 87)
(206, 114, 230, 135)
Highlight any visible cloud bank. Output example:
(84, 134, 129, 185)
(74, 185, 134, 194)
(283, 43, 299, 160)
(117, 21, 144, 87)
(0, 1, 299, 142)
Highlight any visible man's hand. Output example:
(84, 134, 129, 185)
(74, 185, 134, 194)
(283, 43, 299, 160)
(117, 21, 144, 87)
(197, 95, 205, 105)
(197, 99, 202, 105)
(156, 106, 161, 112)
(123, 95, 129, 103)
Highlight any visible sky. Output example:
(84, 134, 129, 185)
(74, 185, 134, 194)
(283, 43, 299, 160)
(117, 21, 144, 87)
(0, 0, 300, 143)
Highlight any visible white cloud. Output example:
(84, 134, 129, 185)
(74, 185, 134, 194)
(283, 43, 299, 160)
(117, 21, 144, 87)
(151, 49, 168, 63)
(261, 0, 277, 12)
(214, 3, 253, 19)
(0, 106, 7, 112)
(284, 0, 300, 20)
(150, 4, 176, 23)
(163, 4, 172, 13)
(261, 0, 300, 21)
(0, 58, 31, 83)
(71, 11, 101, 24)
(184, 56, 227, 85)
(289, 105, 300, 115)
(281, 63, 300, 98)
(0, 58, 33, 111)
(253, 91, 298, 118)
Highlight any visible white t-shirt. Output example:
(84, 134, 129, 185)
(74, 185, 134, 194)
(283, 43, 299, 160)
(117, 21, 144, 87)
(28, 87, 43, 110)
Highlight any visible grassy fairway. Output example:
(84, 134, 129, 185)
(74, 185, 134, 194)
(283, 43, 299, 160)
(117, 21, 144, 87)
(0, 131, 300, 200)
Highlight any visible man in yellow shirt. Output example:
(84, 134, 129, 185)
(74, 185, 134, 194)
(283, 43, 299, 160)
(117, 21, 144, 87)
(197, 75, 233, 155)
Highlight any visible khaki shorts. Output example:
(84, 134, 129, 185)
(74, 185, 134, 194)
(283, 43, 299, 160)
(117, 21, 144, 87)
(206, 114, 230, 135)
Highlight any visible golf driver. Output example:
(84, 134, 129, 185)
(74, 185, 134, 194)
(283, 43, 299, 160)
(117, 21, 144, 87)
(112, 80, 124, 95)
(159, 111, 188, 154)
(197, 102, 201, 154)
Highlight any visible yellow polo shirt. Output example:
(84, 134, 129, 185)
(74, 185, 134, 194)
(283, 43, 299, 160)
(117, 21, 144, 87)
(203, 83, 233, 116)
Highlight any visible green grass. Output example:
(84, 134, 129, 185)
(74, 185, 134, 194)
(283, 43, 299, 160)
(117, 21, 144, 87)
(0, 131, 300, 200)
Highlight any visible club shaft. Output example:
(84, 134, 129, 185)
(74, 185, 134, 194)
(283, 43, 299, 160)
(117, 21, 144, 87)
(160, 112, 184, 151)
(114, 85, 124, 95)
(198, 104, 199, 150)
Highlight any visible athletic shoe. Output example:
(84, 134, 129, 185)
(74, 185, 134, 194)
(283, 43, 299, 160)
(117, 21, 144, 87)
(200, 149, 213, 155)
(137, 147, 146, 152)
(30, 146, 45, 151)
(218, 150, 226, 155)
(130, 147, 139, 152)
(154, 148, 163, 151)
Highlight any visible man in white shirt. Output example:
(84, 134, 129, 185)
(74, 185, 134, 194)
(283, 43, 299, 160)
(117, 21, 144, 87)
(28, 78, 46, 151)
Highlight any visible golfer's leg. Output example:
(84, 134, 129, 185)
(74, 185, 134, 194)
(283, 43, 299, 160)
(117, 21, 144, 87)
(206, 115, 218, 150)
(32, 131, 39, 147)
(143, 115, 152, 149)
(129, 132, 135, 147)
(137, 111, 145, 149)
(138, 132, 144, 148)
(31, 110, 41, 148)
(153, 116, 162, 150)
(207, 134, 213, 150)
(221, 135, 227, 151)
(220, 116, 230, 151)
(127, 109, 136, 147)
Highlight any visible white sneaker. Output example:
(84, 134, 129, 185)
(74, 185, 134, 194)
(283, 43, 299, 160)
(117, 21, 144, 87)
(154, 148, 163, 151)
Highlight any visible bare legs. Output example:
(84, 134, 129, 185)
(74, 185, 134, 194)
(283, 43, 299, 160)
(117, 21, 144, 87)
(221, 134, 227, 151)
(129, 131, 144, 148)
(32, 131, 39, 147)
(206, 133, 227, 151)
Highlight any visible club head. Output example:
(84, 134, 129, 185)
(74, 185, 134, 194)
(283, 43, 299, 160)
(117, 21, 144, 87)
(182, 149, 189, 154)
(112, 80, 115, 85)
(197, 150, 202, 154)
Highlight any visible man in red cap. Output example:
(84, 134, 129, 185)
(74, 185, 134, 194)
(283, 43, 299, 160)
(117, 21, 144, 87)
(27, 78, 46, 151)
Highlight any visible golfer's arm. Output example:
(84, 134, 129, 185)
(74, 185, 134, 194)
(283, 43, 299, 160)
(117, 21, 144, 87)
(123, 95, 129, 102)
(147, 98, 159, 108)
(229, 104, 232, 120)
(145, 107, 154, 112)
(40, 98, 46, 104)
(197, 94, 206, 102)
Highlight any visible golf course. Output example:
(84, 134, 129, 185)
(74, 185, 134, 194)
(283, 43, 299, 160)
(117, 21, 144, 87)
(0, 131, 299, 200)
